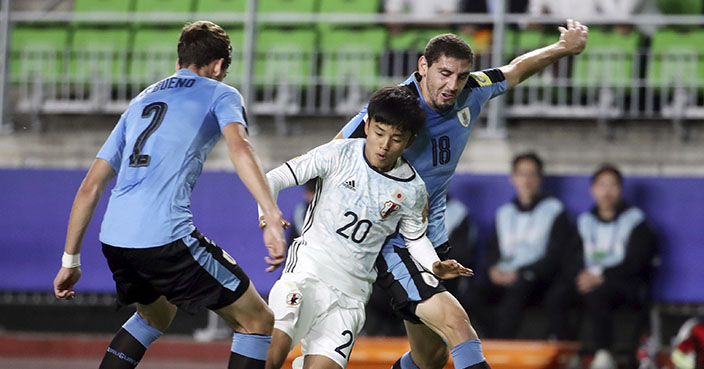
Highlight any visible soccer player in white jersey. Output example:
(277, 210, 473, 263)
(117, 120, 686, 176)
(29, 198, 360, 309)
(260, 86, 473, 369)
(337, 20, 589, 369)
(52, 21, 286, 369)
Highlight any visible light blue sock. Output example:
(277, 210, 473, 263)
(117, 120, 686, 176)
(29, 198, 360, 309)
(231, 332, 272, 361)
(398, 351, 420, 369)
(122, 312, 162, 348)
(451, 339, 486, 369)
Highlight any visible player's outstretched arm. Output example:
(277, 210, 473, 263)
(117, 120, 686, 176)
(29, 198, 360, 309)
(499, 18, 588, 89)
(222, 123, 286, 270)
(54, 158, 115, 300)
(405, 235, 473, 279)
(432, 259, 474, 279)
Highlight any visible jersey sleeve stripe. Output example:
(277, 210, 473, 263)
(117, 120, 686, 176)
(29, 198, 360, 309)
(285, 162, 299, 186)
(484, 68, 506, 83)
(301, 179, 322, 235)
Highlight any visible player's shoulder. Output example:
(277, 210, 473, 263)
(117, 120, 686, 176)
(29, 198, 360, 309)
(464, 68, 506, 90)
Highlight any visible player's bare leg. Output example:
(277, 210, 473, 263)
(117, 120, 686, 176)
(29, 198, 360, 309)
(303, 354, 343, 369)
(403, 321, 449, 369)
(406, 291, 489, 369)
(265, 328, 293, 369)
(214, 281, 275, 369)
(100, 296, 176, 369)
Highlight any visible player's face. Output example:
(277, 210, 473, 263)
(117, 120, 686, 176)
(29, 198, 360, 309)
(363, 119, 414, 172)
(418, 54, 471, 112)
(591, 172, 622, 211)
(510, 159, 542, 201)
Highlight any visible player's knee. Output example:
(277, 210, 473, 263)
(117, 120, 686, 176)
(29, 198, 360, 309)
(244, 304, 275, 335)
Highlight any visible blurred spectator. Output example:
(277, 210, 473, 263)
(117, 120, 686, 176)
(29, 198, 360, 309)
(467, 152, 575, 339)
(554, 164, 658, 369)
(443, 195, 479, 308)
(286, 179, 316, 244)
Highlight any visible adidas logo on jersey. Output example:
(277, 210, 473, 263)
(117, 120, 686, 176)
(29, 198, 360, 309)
(342, 180, 356, 191)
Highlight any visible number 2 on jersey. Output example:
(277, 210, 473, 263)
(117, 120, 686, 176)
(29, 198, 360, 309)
(334, 330, 354, 358)
(129, 102, 168, 167)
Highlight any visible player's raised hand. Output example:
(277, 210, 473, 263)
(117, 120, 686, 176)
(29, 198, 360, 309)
(557, 19, 588, 56)
(54, 266, 82, 300)
(432, 259, 474, 280)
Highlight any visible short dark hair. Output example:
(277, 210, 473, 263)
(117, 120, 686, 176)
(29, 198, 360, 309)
(178, 21, 232, 71)
(512, 152, 544, 176)
(367, 86, 426, 136)
(591, 164, 623, 186)
(423, 33, 474, 67)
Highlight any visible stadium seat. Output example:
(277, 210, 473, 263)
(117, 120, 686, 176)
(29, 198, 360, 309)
(572, 28, 641, 89)
(73, 0, 134, 13)
(255, 28, 317, 87)
(134, 0, 194, 13)
(10, 26, 69, 82)
(647, 29, 704, 90)
(389, 28, 453, 52)
(194, 0, 246, 26)
(258, 0, 316, 13)
(656, 0, 702, 14)
(319, 27, 387, 87)
(69, 27, 131, 83)
(318, 0, 380, 13)
(130, 27, 182, 84)
(222, 28, 244, 86)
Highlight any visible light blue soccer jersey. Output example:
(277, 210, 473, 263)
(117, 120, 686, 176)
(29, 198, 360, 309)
(341, 69, 507, 247)
(97, 69, 247, 248)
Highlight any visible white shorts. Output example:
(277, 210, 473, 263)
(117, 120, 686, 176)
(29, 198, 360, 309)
(268, 273, 366, 368)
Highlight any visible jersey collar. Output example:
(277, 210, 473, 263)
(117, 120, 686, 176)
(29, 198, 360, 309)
(362, 143, 416, 182)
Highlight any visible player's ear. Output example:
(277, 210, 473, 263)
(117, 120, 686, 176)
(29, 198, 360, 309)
(405, 133, 417, 149)
(364, 117, 370, 136)
(212, 58, 224, 78)
(418, 55, 428, 76)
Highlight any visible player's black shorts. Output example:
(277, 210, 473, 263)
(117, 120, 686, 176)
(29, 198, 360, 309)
(375, 238, 450, 324)
(102, 229, 250, 315)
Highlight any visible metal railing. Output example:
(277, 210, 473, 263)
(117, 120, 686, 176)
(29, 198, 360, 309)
(3, 6, 704, 137)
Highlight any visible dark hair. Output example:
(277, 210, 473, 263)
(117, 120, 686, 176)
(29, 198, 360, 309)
(423, 33, 474, 67)
(591, 164, 623, 186)
(367, 86, 426, 136)
(512, 152, 544, 176)
(178, 21, 232, 71)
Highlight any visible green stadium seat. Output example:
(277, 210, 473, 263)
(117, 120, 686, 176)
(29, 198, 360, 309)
(10, 26, 69, 82)
(647, 29, 704, 90)
(656, 0, 702, 14)
(390, 28, 452, 52)
(195, 0, 246, 26)
(134, 0, 194, 13)
(130, 27, 182, 84)
(572, 28, 641, 88)
(319, 0, 380, 13)
(223, 28, 244, 86)
(258, 0, 316, 13)
(74, 0, 134, 13)
(255, 28, 317, 87)
(507, 29, 552, 87)
(69, 28, 131, 83)
(320, 27, 387, 87)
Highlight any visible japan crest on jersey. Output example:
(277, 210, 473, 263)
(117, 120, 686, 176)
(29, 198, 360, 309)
(380, 200, 401, 219)
(286, 292, 302, 306)
(457, 107, 471, 128)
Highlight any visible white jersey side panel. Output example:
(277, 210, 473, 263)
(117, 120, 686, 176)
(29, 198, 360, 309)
(282, 139, 427, 302)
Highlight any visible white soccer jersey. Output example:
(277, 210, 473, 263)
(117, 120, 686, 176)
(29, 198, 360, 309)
(266, 138, 428, 302)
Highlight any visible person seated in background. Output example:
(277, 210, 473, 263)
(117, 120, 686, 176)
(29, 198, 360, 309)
(443, 195, 480, 311)
(466, 152, 575, 339)
(384, 0, 460, 35)
(286, 179, 317, 245)
(555, 164, 658, 369)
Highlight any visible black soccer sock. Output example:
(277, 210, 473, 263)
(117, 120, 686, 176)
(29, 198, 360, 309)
(463, 361, 491, 369)
(228, 351, 266, 369)
(99, 328, 147, 369)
